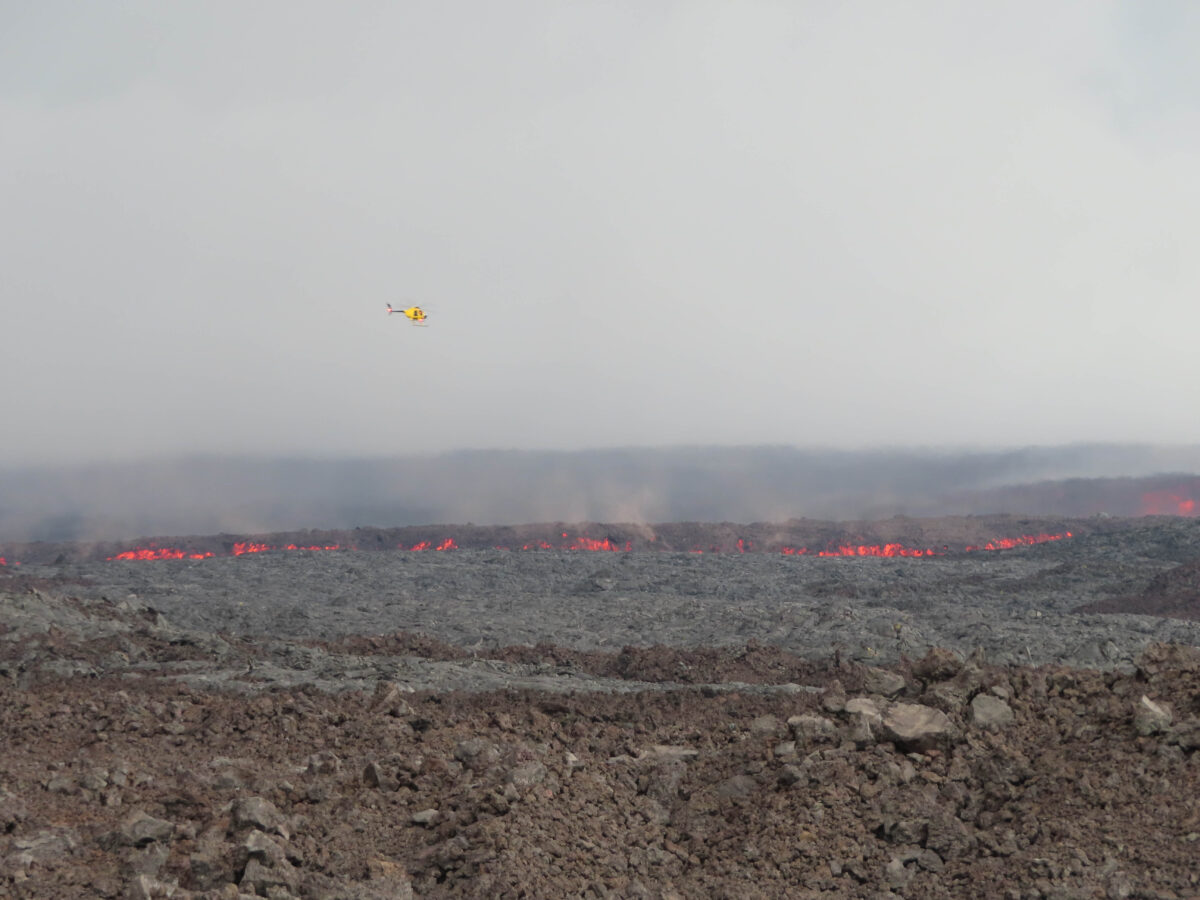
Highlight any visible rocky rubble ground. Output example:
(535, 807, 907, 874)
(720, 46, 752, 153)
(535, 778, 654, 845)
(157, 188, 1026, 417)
(3, 631, 1199, 900)
(18, 517, 1200, 674)
(2, 516, 1200, 899)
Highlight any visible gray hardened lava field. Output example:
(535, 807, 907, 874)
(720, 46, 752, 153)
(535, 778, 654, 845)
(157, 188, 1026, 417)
(3, 515, 1200, 899)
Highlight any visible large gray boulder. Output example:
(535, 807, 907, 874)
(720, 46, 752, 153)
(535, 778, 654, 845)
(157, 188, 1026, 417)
(880, 703, 956, 750)
(862, 666, 907, 698)
(970, 694, 1015, 731)
(1133, 695, 1172, 736)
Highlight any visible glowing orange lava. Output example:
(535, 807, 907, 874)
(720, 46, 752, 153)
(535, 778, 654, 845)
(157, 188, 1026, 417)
(564, 535, 631, 551)
(105, 530, 1075, 560)
(108, 543, 347, 560)
(406, 539, 458, 551)
(232, 542, 273, 556)
(107, 547, 214, 561)
(507, 535, 631, 551)
(962, 532, 1072, 552)
(818, 543, 936, 558)
(777, 532, 1072, 557)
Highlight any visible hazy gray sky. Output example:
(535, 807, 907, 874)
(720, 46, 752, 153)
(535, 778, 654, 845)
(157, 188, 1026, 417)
(3, 1, 1199, 464)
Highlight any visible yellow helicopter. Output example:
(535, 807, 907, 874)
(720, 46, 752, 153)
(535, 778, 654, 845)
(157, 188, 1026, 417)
(386, 303, 428, 325)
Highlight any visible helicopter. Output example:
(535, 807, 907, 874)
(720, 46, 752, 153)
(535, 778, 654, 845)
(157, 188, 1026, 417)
(386, 303, 428, 325)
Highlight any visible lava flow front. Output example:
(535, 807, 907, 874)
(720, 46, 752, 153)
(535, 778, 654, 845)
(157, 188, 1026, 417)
(406, 539, 459, 551)
(775, 532, 1072, 558)
(101, 529, 1078, 561)
(108, 547, 215, 561)
(963, 533, 1073, 551)
(496, 534, 632, 551)
(107, 543, 345, 561)
(817, 543, 937, 558)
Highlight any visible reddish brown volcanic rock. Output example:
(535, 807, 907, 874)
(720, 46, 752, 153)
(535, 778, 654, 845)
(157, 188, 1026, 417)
(2, 644, 1199, 899)
(4, 515, 1200, 898)
(1078, 558, 1200, 621)
(314, 634, 851, 688)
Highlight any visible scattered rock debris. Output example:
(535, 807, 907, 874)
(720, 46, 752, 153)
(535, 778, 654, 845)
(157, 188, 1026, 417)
(2, 517, 1200, 898)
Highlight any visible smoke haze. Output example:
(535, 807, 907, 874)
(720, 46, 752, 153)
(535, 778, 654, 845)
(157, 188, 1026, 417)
(3, 3, 1200, 465)
(3, 444, 1198, 542)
